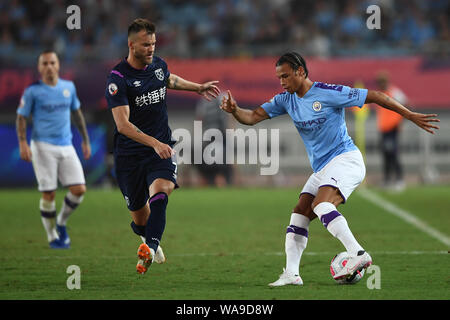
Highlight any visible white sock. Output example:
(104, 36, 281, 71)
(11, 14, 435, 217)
(40, 198, 58, 242)
(285, 213, 310, 275)
(313, 202, 363, 255)
(57, 192, 84, 226)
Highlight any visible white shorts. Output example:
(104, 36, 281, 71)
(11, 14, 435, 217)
(300, 150, 366, 203)
(30, 140, 86, 192)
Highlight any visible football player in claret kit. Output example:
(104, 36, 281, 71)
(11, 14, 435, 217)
(105, 18, 220, 274)
(220, 52, 440, 285)
(16, 50, 91, 249)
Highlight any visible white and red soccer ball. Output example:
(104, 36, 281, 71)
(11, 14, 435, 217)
(330, 252, 365, 284)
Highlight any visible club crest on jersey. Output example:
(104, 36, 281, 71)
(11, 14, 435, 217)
(133, 80, 141, 87)
(312, 101, 322, 111)
(63, 89, 71, 98)
(155, 68, 164, 81)
(108, 83, 118, 96)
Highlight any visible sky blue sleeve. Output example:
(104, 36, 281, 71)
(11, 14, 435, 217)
(105, 73, 129, 109)
(70, 82, 81, 111)
(261, 94, 287, 118)
(16, 87, 34, 117)
(324, 85, 368, 109)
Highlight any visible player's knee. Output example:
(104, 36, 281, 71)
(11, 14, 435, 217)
(311, 199, 330, 211)
(150, 180, 174, 197)
(293, 204, 316, 220)
(42, 191, 56, 202)
(311, 194, 343, 210)
(69, 184, 86, 197)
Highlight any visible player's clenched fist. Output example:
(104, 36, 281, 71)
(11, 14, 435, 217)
(154, 142, 175, 159)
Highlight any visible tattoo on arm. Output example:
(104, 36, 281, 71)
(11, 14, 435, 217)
(132, 124, 143, 134)
(16, 115, 27, 141)
(168, 75, 179, 89)
(72, 109, 90, 143)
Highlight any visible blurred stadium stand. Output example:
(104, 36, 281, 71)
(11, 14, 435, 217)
(0, 0, 449, 187)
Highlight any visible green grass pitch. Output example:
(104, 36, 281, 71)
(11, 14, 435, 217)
(0, 186, 449, 300)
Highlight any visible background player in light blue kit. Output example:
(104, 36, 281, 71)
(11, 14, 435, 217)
(220, 52, 440, 285)
(16, 50, 91, 249)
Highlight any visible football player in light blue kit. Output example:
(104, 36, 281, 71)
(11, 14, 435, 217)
(220, 52, 440, 285)
(16, 50, 91, 249)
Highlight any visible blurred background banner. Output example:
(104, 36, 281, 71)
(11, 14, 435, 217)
(0, 0, 449, 187)
(0, 124, 107, 187)
(2, 57, 450, 111)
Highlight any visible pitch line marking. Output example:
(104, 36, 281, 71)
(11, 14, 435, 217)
(33, 250, 448, 260)
(357, 188, 450, 247)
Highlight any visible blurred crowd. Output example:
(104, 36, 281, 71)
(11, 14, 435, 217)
(1, 0, 449, 66)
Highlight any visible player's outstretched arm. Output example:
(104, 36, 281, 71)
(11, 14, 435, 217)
(111, 105, 174, 159)
(167, 74, 220, 101)
(72, 109, 91, 159)
(365, 90, 440, 134)
(219, 90, 269, 126)
(15, 114, 32, 162)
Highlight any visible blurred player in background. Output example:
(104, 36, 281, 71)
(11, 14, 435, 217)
(105, 18, 220, 275)
(16, 50, 91, 249)
(220, 52, 440, 285)
(375, 71, 408, 191)
(351, 80, 370, 162)
(195, 90, 233, 187)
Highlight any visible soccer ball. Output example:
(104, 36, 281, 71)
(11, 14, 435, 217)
(330, 252, 365, 284)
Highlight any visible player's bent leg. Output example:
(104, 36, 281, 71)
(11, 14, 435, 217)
(149, 178, 176, 197)
(131, 219, 166, 264)
(269, 194, 314, 287)
(130, 204, 153, 274)
(144, 178, 174, 267)
(312, 186, 371, 279)
(68, 184, 86, 197)
(286, 194, 314, 273)
(40, 191, 67, 249)
(55, 184, 86, 247)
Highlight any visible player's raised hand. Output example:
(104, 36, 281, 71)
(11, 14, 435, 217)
(407, 112, 440, 134)
(82, 141, 91, 160)
(219, 90, 237, 114)
(19, 142, 32, 162)
(197, 81, 220, 101)
(154, 142, 175, 159)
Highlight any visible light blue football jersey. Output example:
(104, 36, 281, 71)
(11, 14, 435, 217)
(17, 79, 81, 146)
(261, 82, 368, 172)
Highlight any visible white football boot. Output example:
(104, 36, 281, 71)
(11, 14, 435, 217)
(268, 268, 303, 287)
(333, 250, 372, 280)
(139, 236, 165, 264)
(154, 245, 166, 264)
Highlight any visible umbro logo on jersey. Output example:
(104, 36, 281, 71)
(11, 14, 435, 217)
(133, 80, 141, 87)
(155, 68, 164, 81)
